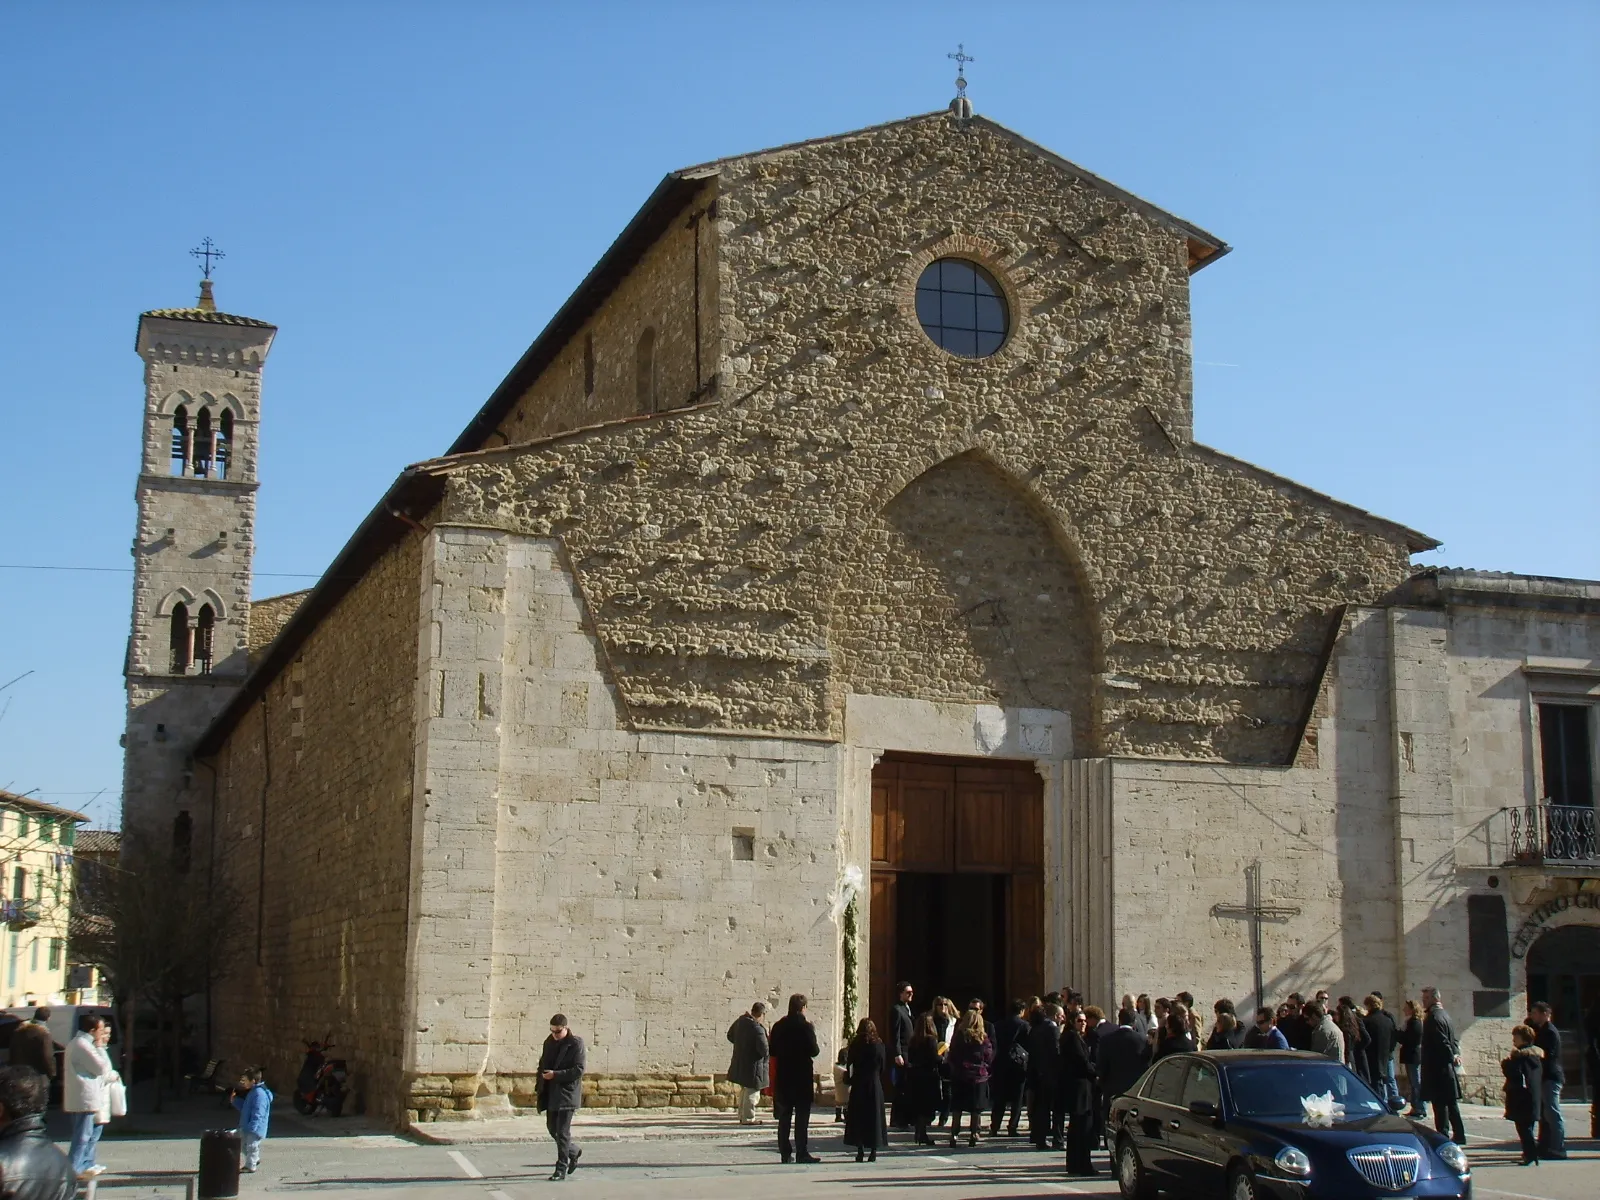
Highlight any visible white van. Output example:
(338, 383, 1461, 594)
(0, 1005, 119, 1066)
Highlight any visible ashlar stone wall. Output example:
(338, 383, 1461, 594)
(209, 531, 424, 1124)
(438, 113, 1422, 763)
(1091, 607, 1401, 1011)
(403, 526, 843, 1121)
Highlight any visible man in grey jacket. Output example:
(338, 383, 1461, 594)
(1305, 1002, 1346, 1062)
(726, 1002, 769, 1124)
(537, 1015, 586, 1181)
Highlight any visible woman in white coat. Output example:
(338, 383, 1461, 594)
(64, 1015, 119, 1179)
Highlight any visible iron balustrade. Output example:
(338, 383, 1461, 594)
(1507, 801, 1600, 866)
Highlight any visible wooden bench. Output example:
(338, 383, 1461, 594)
(81, 1170, 199, 1200)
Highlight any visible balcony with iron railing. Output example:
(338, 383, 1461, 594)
(0, 899, 41, 930)
(1504, 800, 1600, 870)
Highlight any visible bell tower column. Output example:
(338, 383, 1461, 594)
(122, 272, 276, 843)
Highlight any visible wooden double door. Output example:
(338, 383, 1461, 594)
(868, 755, 1044, 1037)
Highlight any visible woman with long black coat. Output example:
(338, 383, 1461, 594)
(1502, 1024, 1545, 1165)
(903, 1015, 943, 1146)
(843, 1019, 888, 1162)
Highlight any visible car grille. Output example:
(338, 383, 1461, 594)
(1347, 1146, 1421, 1191)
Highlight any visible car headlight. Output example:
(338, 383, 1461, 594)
(1436, 1140, 1469, 1175)
(1273, 1146, 1312, 1178)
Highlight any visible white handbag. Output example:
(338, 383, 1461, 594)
(108, 1076, 127, 1118)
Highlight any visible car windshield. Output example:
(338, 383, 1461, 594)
(1226, 1061, 1387, 1121)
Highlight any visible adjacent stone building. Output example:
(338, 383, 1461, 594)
(123, 105, 1600, 1122)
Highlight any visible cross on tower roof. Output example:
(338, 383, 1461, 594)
(948, 43, 975, 98)
(190, 237, 225, 281)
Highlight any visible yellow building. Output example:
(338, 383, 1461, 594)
(0, 790, 86, 1007)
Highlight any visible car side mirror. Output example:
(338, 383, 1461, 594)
(1188, 1100, 1220, 1121)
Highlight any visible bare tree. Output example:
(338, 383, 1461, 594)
(69, 832, 244, 1107)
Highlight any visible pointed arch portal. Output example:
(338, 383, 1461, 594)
(831, 451, 1098, 755)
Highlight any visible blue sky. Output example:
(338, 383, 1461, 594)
(1, 2, 1595, 828)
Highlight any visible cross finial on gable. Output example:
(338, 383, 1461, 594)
(948, 44, 975, 99)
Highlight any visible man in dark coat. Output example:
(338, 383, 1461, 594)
(1026, 1004, 1062, 1150)
(768, 994, 820, 1164)
(6, 1012, 54, 1088)
(726, 1001, 769, 1125)
(1420, 987, 1465, 1144)
(1526, 1001, 1567, 1159)
(536, 1014, 586, 1181)
(888, 982, 915, 1129)
(0, 1066, 74, 1200)
(1279, 995, 1313, 1051)
(1212, 999, 1248, 1049)
(1096, 1010, 1151, 1108)
(1058, 1008, 1096, 1176)
(989, 999, 1029, 1138)
(1362, 994, 1401, 1111)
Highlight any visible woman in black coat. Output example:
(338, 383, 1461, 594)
(1399, 1000, 1426, 1118)
(1153, 1012, 1194, 1061)
(903, 1015, 943, 1146)
(844, 1019, 888, 1161)
(1502, 1025, 1545, 1165)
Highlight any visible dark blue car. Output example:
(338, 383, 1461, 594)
(1107, 1050, 1471, 1199)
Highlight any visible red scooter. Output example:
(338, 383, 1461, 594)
(292, 1035, 348, 1116)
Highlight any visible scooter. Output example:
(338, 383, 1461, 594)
(293, 1035, 349, 1116)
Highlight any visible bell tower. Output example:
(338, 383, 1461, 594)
(122, 254, 276, 842)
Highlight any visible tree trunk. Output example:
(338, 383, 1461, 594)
(169, 997, 185, 1102)
(151, 1001, 164, 1113)
(117, 996, 135, 1086)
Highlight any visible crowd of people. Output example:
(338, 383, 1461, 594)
(713, 981, 1585, 1175)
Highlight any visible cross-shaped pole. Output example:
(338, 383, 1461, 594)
(190, 237, 225, 280)
(1211, 861, 1301, 1014)
(948, 44, 975, 98)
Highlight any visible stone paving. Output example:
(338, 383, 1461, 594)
(53, 1097, 1600, 1200)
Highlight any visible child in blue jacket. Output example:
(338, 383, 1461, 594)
(231, 1067, 274, 1172)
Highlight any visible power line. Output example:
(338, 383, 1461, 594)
(0, 564, 327, 579)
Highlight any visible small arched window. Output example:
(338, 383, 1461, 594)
(170, 406, 191, 476)
(193, 408, 215, 477)
(635, 328, 657, 412)
(169, 602, 191, 674)
(216, 410, 233, 480)
(194, 604, 215, 675)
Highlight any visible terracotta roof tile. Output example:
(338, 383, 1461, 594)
(141, 308, 276, 330)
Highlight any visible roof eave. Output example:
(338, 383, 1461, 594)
(193, 466, 448, 757)
(446, 172, 710, 456)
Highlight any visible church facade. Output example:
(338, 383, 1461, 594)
(124, 107, 1600, 1124)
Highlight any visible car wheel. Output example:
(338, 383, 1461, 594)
(1228, 1166, 1259, 1200)
(1116, 1137, 1155, 1200)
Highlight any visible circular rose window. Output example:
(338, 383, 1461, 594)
(914, 258, 1008, 357)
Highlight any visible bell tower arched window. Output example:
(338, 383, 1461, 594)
(216, 410, 233, 480)
(194, 604, 215, 675)
(169, 602, 191, 674)
(636, 328, 657, 412)
(193, 408, 215, 478)
(170, 406, 191, 476)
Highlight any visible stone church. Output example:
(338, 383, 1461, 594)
(122, 102, 1600, 1124)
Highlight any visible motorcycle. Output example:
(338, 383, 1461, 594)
(292, 1035, 349, 1116)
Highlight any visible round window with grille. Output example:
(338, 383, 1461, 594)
(914, 258, 1008, 357)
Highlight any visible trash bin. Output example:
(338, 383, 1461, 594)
(198, 1128, 241, 1199)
